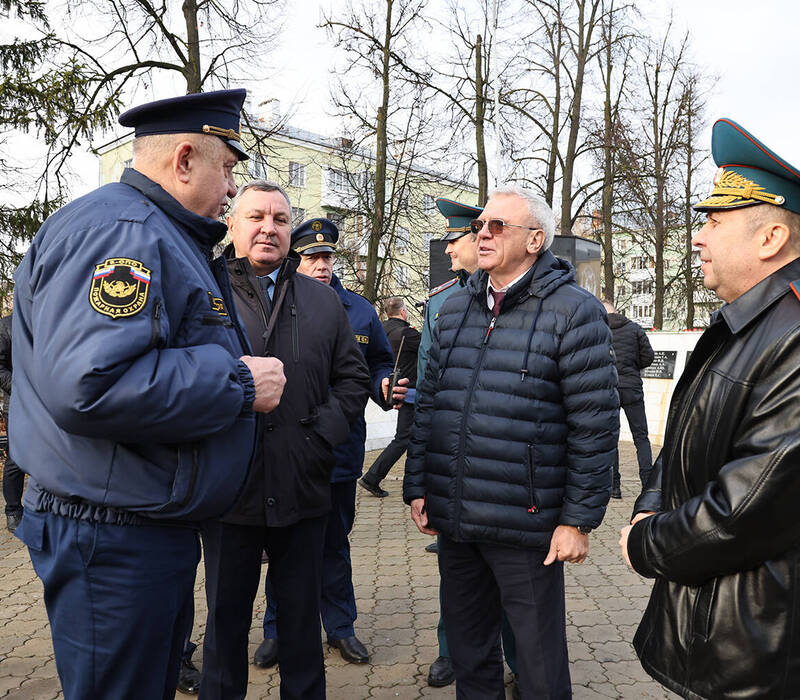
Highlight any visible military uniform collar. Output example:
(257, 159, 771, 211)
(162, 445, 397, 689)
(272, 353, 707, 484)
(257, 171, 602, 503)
(330, 274, 350, 305)
(715, 257, 800, 334)
(121, 168, 228, 249)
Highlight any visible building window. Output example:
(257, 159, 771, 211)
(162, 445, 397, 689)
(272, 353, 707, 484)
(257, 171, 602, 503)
(631, 256, 645, 270)
(291, 207, 305, 228)
(394, 264, 409, 287)
(424, 194, 435, 214)
(396, 226, 410, 254)
(249, 156, 268, 179)
(632, 280, 653, 295)
(288, 161, 306, 188)
(328, 168, 354, 194)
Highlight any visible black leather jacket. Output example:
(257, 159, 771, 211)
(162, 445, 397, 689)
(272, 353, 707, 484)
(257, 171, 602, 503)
(629, 257, 800, 699)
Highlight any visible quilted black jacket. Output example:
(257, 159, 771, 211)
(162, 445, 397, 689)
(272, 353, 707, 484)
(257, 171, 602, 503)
(403, 250, 619, 549)
(606, 312, 653, 390)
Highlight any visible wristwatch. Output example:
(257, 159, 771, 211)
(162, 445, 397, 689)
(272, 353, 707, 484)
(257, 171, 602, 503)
(577, 525, 592, 535)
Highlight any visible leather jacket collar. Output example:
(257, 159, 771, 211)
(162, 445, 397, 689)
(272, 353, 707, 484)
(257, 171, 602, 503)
(715, 257, 800, 334)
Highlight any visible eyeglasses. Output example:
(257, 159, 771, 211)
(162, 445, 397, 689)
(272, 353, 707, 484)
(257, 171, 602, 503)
(469, 219, 542, 236)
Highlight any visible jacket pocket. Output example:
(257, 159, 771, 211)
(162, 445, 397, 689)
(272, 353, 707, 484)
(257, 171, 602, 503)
(691, 578, 718, 643)
(169, 444, 199, 508)
(150, 297, 163, 348)
(526, 444, 539, 514)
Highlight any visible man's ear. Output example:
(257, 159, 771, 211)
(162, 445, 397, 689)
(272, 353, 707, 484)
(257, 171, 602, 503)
(758, 221, 792, 261)
(173, 142, 195, 185)
(527, 229, 544, 255)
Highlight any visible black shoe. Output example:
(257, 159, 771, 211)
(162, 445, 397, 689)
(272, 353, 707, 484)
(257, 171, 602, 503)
(177, 657, 201, 694)
(253, 638, 278, 668)
(6, 513, 21, 532)
(611, 485, 622, 499)
(328, 635, 370, 663)
(427, 656, 454, 687)
(424, 541, 438, 554)
(358, 477, 388, 498)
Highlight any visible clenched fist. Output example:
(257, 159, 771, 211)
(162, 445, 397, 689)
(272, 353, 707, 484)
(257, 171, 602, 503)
(240, 356, 286, 413)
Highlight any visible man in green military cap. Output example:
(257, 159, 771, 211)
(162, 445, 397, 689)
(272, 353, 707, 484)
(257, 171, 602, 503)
(620, 118, 800, 698)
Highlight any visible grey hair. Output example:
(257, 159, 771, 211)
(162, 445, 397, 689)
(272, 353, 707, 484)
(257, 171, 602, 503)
(488, 185, 556, 251)
(132, 132, 227, 168)
(229, 179, 291, 219)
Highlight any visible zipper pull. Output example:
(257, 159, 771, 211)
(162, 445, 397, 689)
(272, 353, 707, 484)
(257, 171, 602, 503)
(483, 317, 497, 344)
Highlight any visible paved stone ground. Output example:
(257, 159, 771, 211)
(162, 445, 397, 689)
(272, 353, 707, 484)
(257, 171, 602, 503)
(0, 442, 677, 699)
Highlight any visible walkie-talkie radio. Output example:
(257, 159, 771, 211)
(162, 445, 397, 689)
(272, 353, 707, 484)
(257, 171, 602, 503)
(387, 335, 406, 405)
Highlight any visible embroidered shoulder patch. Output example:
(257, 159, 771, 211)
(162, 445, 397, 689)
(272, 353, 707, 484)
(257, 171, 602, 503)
(208, 291, 228, 316)
(354, 334, 369, 344)
(89, 257, 151, 319)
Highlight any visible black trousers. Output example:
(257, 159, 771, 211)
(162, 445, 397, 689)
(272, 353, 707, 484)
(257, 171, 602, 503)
(439, 535, 571, 700)
(362, 402, 415, 486)
(3, 452, 23, 516)
(613, 386, 653, 487)
(199, 515, 327, 700)
(264, 480, 357, 640)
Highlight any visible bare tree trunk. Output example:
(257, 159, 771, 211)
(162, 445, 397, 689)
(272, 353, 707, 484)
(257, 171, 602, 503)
(559, 0, 601, 233)
(601, 33, 614, 301)
(475, 34, 488, 205)
(364, 0, 393, 302)
(684, 81, 696, 328)
(545, 10, 563, 207)
(182, 0, 201, 93)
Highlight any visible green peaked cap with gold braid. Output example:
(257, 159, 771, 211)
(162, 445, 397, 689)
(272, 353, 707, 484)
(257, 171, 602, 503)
(695, 118, 800, 214)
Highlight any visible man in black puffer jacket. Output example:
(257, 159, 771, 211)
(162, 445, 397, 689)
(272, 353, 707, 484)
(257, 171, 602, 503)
(602, 301, 654, 496)
(404, 185, 619, 699)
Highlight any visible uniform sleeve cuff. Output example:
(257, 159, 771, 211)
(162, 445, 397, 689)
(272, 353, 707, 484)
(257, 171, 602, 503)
(236, 360, 256, 414)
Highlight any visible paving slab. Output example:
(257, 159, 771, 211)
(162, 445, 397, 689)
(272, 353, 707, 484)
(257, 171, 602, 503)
(0, 442, 677, 698)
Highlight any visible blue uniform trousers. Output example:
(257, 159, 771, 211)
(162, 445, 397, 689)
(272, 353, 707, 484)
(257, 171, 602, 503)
(17, 509, 199, 700)
(201, 515, 327, 700)
(439, 535, 571, 700)
(263, 480, 357, 641)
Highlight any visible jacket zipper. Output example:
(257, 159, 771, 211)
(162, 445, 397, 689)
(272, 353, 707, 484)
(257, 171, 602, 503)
(662, 339, 725, 490)
(291, 304, 299, 362)
(453, 311, 494, 532)
(526, 444, 539, 513)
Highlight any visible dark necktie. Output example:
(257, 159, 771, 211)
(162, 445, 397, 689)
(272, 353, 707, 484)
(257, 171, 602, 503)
(490, 289, 506, 318)
(258, 276, 274, 318)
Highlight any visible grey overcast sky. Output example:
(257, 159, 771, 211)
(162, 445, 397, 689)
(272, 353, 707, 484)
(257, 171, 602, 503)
(41, 0, 800, 194)
(263, 0, 800, 174)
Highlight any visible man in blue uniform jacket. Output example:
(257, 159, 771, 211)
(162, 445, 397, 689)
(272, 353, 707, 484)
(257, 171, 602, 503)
(253, 218, 406, 668)
(10, 90, 286, 699)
